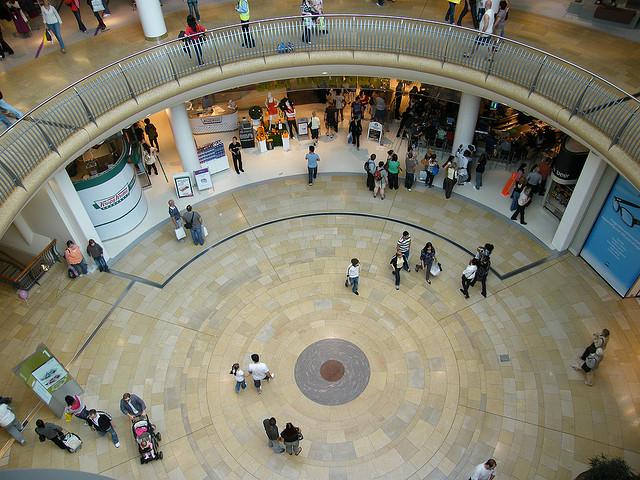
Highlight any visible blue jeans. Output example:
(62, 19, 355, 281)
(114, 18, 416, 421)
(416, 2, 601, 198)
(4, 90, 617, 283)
(187, 0, 200, 20)
(94, 255, 108, 271)
(308, 166, 317, 184)
(102, 0, 110, 14)
(0, 113, 12, 129)
(0, 99, 24, 119)
(46, 22, 65, 50)
(269, 439, 285, 453)
(401, 250, 410, 270)
(191, 225, 204, 245)
(98, 426, 118, 445)
(235, 379, 246, 393)
(475, 171, 483, 189)
(348, 276, 359, 293)
(445, 2, 456, 23)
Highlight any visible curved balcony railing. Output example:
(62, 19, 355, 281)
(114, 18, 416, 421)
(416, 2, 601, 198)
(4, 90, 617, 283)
(0, 15, 638, 205)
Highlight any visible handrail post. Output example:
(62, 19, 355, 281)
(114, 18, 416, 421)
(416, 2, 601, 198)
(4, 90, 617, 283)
(29, 116, 60, 156)
(441, 26, 453, 67)
(609, 106, 639, 149)
(163, 45, 181, 86)
(528, 55, 547, 97)
(118, 63, 139, 105)
(73, 87, 98, 127)
(569, 77, 593, 119)
(0, 161, 24, 189)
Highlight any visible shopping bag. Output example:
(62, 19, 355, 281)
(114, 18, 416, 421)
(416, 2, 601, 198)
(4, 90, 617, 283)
(430, 262, 441, 277)
(64, 412, 73, 423)
(501, 172, 517, 197)
(347, 132, 353, 144)
(418, 170, 427, 182)
(62, 432, 82, 453)
(202, 225, 209, 237)
(175, 226, 186, 240)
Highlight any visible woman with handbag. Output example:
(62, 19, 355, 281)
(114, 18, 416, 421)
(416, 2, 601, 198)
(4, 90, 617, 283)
(41, 0, 65, 53)
(280, 422, 303, 455)
(415, 242, 437, 284)
(185, 15, 206, 66)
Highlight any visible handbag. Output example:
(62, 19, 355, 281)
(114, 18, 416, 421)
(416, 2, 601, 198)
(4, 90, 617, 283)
(297, 429, 304, 441)
(45, 29, 52, 42)
(430, 261, 441, 277)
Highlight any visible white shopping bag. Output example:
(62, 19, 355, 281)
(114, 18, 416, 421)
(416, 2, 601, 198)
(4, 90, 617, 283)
(430, 262, 441, 277)
(175, 226, 186, 240)
(202, 225, 209, 237)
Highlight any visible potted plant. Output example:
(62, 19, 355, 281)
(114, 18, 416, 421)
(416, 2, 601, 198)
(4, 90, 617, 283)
(575, 454, 639, 480)
(248, 105, 263, 126)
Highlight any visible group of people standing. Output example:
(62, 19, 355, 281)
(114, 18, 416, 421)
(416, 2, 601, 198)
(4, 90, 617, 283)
(64, 239, 109, 277)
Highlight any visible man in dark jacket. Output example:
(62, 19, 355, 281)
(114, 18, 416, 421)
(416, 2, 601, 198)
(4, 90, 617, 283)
(86, 239, 109, 272)
(262, 417, 284, 453)
(35, 419, 67, 450)
(120, 393, 146, 420)
(87, 409, 119, 448)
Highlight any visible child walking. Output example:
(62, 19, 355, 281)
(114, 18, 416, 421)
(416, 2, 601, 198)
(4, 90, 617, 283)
(230, 363, 247, 393)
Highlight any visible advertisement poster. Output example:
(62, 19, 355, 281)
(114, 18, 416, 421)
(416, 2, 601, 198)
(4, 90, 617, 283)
(194, 167, 213, 191)
(174, 174, 194, 198)
(32, 357, 68, 392)
(581, 175, 640, 296)
(13, 345, 71, 406)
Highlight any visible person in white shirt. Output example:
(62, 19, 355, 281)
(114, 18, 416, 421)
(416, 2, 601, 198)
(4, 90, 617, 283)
(460, 258, 478, 299)
(345, 258, 360, 295)
(0, 402, 25, 445)
(464, 0, 493, 58)
(510, 185, 531, 225)
(247, 354, 274, 393)
(41, 0, 65, 53)
(230, 363, 247, 393)
(469, 458, 497, 480)
(309, 112, 321, 145)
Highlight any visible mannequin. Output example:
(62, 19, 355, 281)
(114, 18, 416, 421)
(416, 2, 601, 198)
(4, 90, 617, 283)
(279, 98, 297, 139)
(265, 92, 278, 128)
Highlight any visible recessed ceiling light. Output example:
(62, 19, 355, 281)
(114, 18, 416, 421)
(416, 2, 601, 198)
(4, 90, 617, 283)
(322, 72, 328, 75)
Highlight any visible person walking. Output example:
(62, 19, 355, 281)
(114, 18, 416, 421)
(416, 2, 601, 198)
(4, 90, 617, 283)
(119, 393, 146, 420)
(424, 154, 439, 188)
(387, 153, 401, 190)
(35, 420, 69, 450)
(390, 249, 405, 290)
(280, 422, 302, 455)
(187, 0, 200, 21)
(309, 111, 321, 145)
(526, 166, 542, 195)
(305, 145, 320, 186)
(0, 26, 15, 61)
(229, 136, 244, 174)
(247, 354, 274, 394)
(575, 329, 610, 366)
(443, 158, 458, 199)
(348, 118, 362, 150)
(373, 161, 388, 199)
(41, 0, 66, 53)
(345, 258, 360, 295)
(404, 150, 417, 191)
(494, 0, 510, 38)
(300, 0, 317, 44)
(86, 409, 119, 448)
(394, 81, 404, 120)
(463, 0, 493, 59)
(64, 394, 89, 420)
(263, 418, 285, 453)
(0, 401, 25, 445)
(230, 363, 247, 393)
(144, 118, 160, 151)
(444, 0, 458, 24)
(86, 239, 109, 272)
(469, 458, 497, 480)
(235, 0, 254, 48)
(470, 251, 490, 297)
(87, 0, 108, 31)
(65, 240, 88, 276)
(64, 0, 86, 32)
(416, 242, 436, 284)
(460, 258, 478, 299)
(168, 200, 182, 230)
(0, 91, 23, 129)
(474, 153, 487, 190)
(142, 143, 159, 176)
(510, 186, 531, 225)
(183, 205, 205, 245)
(364, 154, 376, 191)
(457, 0, 478, 28)
(324, 101, 338, 138)
(185, 14, 206, 66)
(396, 231, 411, 270)
(572, 348, 604, 386)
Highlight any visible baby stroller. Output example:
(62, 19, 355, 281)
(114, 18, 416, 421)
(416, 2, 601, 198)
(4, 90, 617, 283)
(131, 415, 163, 464)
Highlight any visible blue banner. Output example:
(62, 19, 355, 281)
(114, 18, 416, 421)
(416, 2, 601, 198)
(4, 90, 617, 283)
(581, 175, 640, 296)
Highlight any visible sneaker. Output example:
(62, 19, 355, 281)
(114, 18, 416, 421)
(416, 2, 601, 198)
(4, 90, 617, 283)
(308, 183, 313, 186)
(584, 380, 593, 386)
(408, 188, 411, 191)
(103, 12, 111, 17)
(115, 442, 120, 448)
(427, 280, 431, 285)
(270, 373, 275, 379)
(354, 291, 359, 295)
(474, 186, 479, 190)
(395, 285, 399, 290)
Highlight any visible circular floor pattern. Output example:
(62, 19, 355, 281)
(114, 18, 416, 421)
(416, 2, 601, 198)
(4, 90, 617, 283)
(294, 338, 371, 406)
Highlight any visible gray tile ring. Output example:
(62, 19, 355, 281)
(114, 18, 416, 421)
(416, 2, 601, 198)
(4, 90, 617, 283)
(294, 338, 371, 406)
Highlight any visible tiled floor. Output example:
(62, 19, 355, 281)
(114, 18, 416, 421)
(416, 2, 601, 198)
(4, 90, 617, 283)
(1, 178, 638, 479)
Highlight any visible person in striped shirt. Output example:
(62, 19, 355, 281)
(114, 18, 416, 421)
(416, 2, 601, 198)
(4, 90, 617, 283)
(396, 231, 411, 271)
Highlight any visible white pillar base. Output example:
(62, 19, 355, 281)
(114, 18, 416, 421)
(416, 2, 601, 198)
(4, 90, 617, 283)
(167, 104, 201, 173)
(552, 151, 607, 251)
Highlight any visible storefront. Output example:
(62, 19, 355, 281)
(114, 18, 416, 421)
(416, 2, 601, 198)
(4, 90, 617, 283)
(68, 133, 148, 240)
(187, 95, 239, 135)
(543, 137, 588, 220)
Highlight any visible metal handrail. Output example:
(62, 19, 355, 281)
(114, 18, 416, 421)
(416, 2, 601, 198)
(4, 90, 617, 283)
(0, 14, 638, 205)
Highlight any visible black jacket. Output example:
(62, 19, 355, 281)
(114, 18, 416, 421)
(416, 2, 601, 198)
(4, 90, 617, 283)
(263, 419, 279, 440)
(87, 411, 112, 432)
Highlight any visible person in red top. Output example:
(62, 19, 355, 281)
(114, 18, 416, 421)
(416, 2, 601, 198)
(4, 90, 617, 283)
(185, 15, 206, 66)
(64, 0, 87, 32)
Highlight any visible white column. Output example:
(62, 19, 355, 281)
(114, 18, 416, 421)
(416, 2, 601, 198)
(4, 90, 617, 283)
(48, 170, 110, 261)
(136, 0, 167, 41)
(13, 213, 34, 245)
(552, 151, 607, 251)
(452, 93, 481, 154)
(167, 104, 201, 173)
